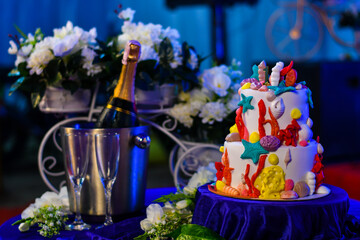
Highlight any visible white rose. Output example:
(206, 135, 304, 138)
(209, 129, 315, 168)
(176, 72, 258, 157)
(118, 8, 135, 22)
(27, 37, 55, 75)
(146, 204, 164, 225)
(202, 66, 231, 97)
(53, 34, 79, 57)
(21, 204, 36, 219)
(139, 45, 159, 61)
(53, 21, 74, 38)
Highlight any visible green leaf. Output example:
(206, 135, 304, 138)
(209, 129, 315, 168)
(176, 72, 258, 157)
(8, 77, 25, 95)
(17, 61, 29, 77)
(13, 24, 28, 39)
(45, 59, 60, 83)
(167, 224, 225, 240)
(12, 217, 32, 226)
(154, 192, 192, 203)
(159, 37, 174, 66)
(31, 92, 42, 108)
(133, 233, 148, 240)
(182, 42, 191, 67)
(61, 80, 79, 94)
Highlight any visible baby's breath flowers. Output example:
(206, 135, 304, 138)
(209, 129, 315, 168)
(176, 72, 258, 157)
(12, 187, 70, 238)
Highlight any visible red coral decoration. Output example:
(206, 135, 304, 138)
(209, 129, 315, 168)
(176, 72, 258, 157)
(244, 164, 252, 196)
(215, 162, 224, 181)
(278, 119, 300, 146)
(280, 61, 293, 76)
(258, 100, 280, 138)
(222, 149, 234, 185)
(312, 151, 324, 191)
(258, 100, 266, 138)
(250, 155, 267, 198)
(236, 107, 249, 141)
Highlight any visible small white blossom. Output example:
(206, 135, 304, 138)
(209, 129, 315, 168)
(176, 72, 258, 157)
(18, 44, 33, 57)
(169, 103, 193, 128)
(146, 204, 165, 225)
(199, 102, 227, 124)
(175, 199, 192, 209)
(53, 34, 79, 57)
(8, 40, 18, 55)
(118, 8, 135, 22)
(140, 219, 153, 231)
(18, 222, 30, 232)
(188, 48, 198, 70)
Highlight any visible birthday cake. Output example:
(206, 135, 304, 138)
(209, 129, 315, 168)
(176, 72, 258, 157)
(212, 61, 326, 200)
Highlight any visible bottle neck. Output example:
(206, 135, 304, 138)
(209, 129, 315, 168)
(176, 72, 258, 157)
(112, 60, 137, 102)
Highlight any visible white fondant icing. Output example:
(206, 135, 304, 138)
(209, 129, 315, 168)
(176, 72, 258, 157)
(241, 89, 309, 139)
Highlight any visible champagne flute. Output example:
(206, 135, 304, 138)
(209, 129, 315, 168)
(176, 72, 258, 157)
(95, 132, 121, 227)
(63, 132, 91, 230)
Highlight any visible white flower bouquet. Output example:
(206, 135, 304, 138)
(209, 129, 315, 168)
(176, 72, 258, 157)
(136, 163, 222, 240)
(168, 59, 243, 143)
(98, 7, 201, 91)
(8, 21, 102, 107)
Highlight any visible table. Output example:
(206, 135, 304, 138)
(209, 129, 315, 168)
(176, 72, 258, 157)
(0, 187, 359, 240)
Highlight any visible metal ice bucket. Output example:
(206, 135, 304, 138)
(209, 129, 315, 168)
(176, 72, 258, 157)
(60, 123, 150, 220)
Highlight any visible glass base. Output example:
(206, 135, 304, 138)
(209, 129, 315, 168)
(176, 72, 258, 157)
(96, 220, 113, 229)
(65, 222, 91, 231)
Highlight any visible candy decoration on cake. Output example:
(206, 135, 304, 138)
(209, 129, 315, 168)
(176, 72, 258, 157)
(284, 149, 292, 168)
(258, 60, 266, 84)
(270, 98, 285, 119)
(269, 61, 284, 86)
(211, 60, 328, 200)
(250, 65, 259, 80)
(240, 140, 269, 164)
(238, 94, 254, 113)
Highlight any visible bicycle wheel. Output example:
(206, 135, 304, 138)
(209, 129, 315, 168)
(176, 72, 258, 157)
(266, 6, 324, 60)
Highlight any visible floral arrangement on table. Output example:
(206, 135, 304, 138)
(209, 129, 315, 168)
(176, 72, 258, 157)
(12, 187, 70, 238)
(168, 59, 243, 143)
(8, 22, 102, 107)
(136, 163, 224, 240)
(97, 6, 201, 92)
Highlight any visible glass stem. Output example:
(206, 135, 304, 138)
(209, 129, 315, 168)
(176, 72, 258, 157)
(74, 185, 83, 223)
(104, 181, 113, 225)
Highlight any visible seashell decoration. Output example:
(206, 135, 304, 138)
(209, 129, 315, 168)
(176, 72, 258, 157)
(259, 135, 281, 152)
(306, 118, 313, 128)
(293, 181, 310, 198)
(222, 185, 240, 196)
(259, 85, 268, 92)
(317, 143, 324, 155)
(266, 91, 276, 102)
(269, 61, 284, 86)
(298, 124, 313, 142)
(285, 179, 294, 191)
(270, 98, 285, 119)
(284, 149, 291, 168)
(258, 60, 266, 84)
(295, 83, 302, 90)
(305, 171, 316, 195)
(280, 190, 298, 199)
(225, 132, 241, 142)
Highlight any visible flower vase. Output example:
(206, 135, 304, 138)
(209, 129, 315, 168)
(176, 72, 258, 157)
(135, 83, 177, 109)
(38, 87, 91, 113)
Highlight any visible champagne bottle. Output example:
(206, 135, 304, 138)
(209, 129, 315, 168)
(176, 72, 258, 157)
(96, 40, 141, 128)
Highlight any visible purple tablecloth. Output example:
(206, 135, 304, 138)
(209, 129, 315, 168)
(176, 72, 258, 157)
(192, 184, 360, 240)
(0, 186, 359, 239)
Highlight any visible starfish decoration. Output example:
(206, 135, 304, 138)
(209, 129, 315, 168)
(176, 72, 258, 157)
(268, 81, 295, 96)
(238, 94, 254, 113)
(241, 139, 269, 164)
